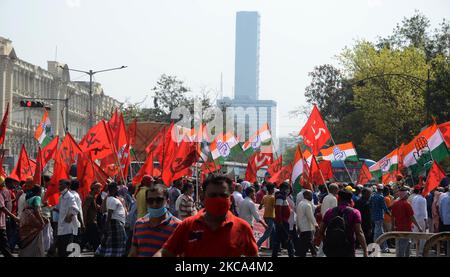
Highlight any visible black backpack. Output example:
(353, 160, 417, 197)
(323, 207, 353, 257)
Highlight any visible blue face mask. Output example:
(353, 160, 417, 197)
(147, 206, 167, 218)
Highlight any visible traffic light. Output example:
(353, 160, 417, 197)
(20, 100, 45, 108)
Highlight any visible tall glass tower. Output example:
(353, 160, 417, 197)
(234, 11, 260, 101)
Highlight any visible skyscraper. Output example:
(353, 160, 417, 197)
(234, 11, 260, 101)
(219, 11, 278, 147)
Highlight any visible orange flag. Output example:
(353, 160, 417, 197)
(422, 161, 446, 196)
(357, 163, 372, 185)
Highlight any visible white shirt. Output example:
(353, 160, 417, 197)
(438, 192, 449, 208)
(412, 194, 428, 220)
(175, 194, 183, 213)
(238, 197, 260, 227)
(296, 191, 305, 204)
(321, 194, 337, 217)
(287, 195, 296, 231)
(296, 199, 317, 232)
(106, 196, 126, 224)
(71, 190, 84, 227)
(17, 193, 27, 219)
(57, 189, 80, 236)
(232, 191, 244, 214)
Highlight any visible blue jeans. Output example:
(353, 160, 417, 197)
(373, 220, 388, 251)
(257, 218, 274, 248)
(396, 239, 410, 257)
(272, 222, 294, 257)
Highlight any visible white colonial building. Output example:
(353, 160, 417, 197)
(0, 36, 121, 172)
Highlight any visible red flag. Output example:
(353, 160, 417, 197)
(439, 121, 450, 148)
(269, 163, 293, 186)
(9, 145, 35, 182)
(145, 128, 164, 154)
(41, 135, 59, 168)
(148, 123, 176, 167)
(79, 120, 114, 160)
(357, 163, 372, 185)
(116, 113, 128, 149)
(77, 152, 94, 201)
(119, 144, 131, 179)
(76, 152, 108, 201)
(0, 103, 9, 145)
(132, 153, 154, 186)
(127, 118, 137, 146)
(57, 133, 82, 168)
(382, 171, 397, 184)
(162, 140, 198, 186)
(245, 156, 258, 183)
(108, 109, 120, 135)
(45, 153, 69, 206)
(309, 155, 325, 185)
(299, 105, 331, 155)
(201, 161, 221, 174)
(319, 160, 333, 180)
(423, 161, 446, 196)
(172, 167, 192, 183)
(0, 152, 6, 178)
(245, 151, 273, 183)
(44, 133, 81, 206)
(200, 161, 221, 183)
(33, 147, 43, 186)
(267, 156, 283, 177)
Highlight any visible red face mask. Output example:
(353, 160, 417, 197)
(204, 197, 231, 217)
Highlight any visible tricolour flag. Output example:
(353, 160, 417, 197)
(402, 123, 449, 176)
(34, 109, 53, 147)
(242, 123, 272, 156)
(320, 142, 358, 162)
(210, 132, 241, 164)
(291, 145, 309, 194)
(369, 147, 400, 181)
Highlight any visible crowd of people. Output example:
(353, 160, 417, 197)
(0, 172, 450, 257)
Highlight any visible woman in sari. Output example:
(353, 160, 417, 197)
(19, 185, 46, 257)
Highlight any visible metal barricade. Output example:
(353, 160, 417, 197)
(374, 231, 434, 257)
(422, 232, 450, 257)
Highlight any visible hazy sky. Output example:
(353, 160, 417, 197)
(1, 0, 449, 137)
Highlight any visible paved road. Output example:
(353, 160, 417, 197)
(2, 246, 400, 257)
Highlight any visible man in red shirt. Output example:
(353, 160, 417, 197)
(272, 182, 294, 257)
(156, 175, 258, 257)
(391, 187, 423, 257)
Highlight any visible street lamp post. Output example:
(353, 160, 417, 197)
(60, 65, 127, 128)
